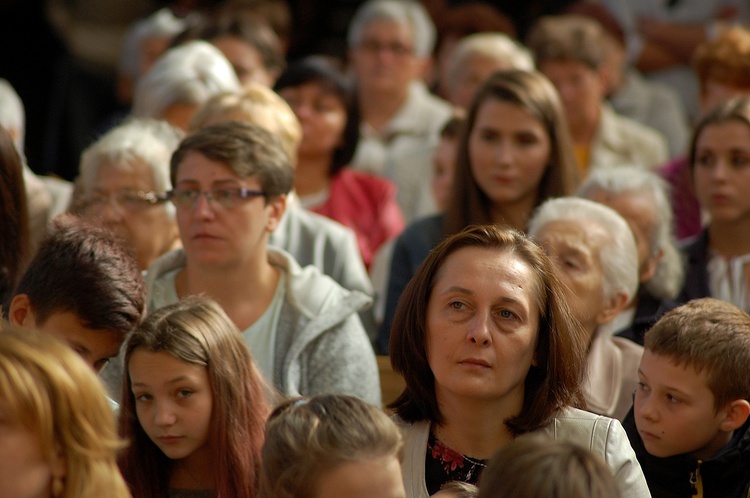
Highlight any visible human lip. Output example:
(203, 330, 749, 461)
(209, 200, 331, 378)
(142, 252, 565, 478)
(459, 358, 491, 368)
(639, 429, 660, 442)
(157, 435, 184, 445)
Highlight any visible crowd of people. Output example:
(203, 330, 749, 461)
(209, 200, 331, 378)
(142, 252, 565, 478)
(2, 0, 750, 497)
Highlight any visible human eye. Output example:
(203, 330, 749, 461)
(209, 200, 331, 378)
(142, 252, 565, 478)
(212, 188, 239, 207)
(93, 357, 111, 372)
(134, 392, 153, 402)
(636, 381, 649, 392)
(516, 132, 540, 146)
(171, 188, 198, 206)
(666, 393, 681, 404)
(694, 150, 715, 168)
(731, 152, 750, 167)
(449, 300, 467, 311)
(176, 388, 194, 399)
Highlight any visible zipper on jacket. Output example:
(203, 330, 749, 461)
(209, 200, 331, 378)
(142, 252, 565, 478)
(690, 461, 703, 497)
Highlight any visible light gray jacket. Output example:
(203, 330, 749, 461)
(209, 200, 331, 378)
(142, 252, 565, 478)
(145, 247, 382, 406)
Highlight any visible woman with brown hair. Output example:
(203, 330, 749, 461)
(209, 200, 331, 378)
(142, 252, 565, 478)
(387, 224, 649, 497)
(378, 69, 579, 352)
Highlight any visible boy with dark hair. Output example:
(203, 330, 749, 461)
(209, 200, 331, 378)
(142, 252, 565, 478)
(623, 297, 750, 497)
(4, 213, 145, 372)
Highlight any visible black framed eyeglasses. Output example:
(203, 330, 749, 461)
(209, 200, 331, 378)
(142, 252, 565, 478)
(166, 187, 266, 209)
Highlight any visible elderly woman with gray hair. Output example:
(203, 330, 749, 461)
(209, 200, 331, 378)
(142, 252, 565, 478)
(577, 167, 684, 345)
(528, 197, 644, 421)
(75, 117, 183, 270)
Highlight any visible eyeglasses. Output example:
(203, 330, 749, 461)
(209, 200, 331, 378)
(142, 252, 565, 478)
(358, 39, 413, 57)
(83, 190, 167, 212)
(167, 187, 266, 209)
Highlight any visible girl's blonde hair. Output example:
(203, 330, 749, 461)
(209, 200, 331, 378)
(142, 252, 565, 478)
(0, 327, 130, 498)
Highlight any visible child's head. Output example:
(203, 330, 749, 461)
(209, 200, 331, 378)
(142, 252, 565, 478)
(477, 433, 619, 498)
(635, 298, 750, 459)
(432, 481, 479, 498)
(5, 214, 145, 372)
(259, 394, 405, 498)
(119, 296, 271, 498)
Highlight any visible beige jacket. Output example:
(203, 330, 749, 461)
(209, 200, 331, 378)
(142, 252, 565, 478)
(396, 407, 651, 498)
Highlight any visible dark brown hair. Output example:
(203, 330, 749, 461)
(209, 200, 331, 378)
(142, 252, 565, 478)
(389, 224, 586, 435)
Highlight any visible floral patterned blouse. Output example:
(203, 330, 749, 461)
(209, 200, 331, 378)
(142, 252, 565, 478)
(425, 430, 488, 495)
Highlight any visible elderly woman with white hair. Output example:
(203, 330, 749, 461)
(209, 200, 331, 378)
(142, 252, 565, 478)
(528, 197, 644, 421)
(131, 39, 241, 130)
(577, 167, 684, 345)
(76, 117, 183, 270)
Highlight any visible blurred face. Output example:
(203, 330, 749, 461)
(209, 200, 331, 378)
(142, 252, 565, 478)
(278, 81, 347, 160)
(211, 36, 275, 87)
(84, 159, 178, 270)
(469, 99, 551, 214)
(314, 455, 406, 498)
(426, 247, 540, 407)
(586, 189, 660, 284)
(350, 20, 423, 96)
(635, 350, 730, 460)
(450, 55, 510, 109)
(539, 60, 603, 134)
(173, 151, 284, 269)
(9, 298, 123, 373)
(431, 134, 458, 211)
(129, 350, 213, 462)
(693, 120, 750, 226)
(0, 399, 64, 498)
(533, 219, 608, 337)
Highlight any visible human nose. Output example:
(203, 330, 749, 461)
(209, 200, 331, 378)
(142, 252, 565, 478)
(637, 392, 659, 422)
(193, 191, 217, 219)
(466, 313, 492, 346)
(495, 141, 513, 167)
(154, 399, 177, 427)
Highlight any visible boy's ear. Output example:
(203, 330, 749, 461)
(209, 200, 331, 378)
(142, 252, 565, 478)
(8, 294, 36, 327)
(720, 399, 750, 432)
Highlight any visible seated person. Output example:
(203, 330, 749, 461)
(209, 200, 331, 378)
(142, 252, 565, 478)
(660, 26, 750, 240)
(578, 167, 684, 345)
(478, 433, 619, 498)
(3, 214, 145, 377)
(526, 14, 669, 176)
(678, 97, 750, 311)
(623, 298, 750, 497)
(388, 224, 649, 497)
(74, 117, 183, 270)
(146, 121, 380, 404)
(528, 197, 644, 420)
(0, 328, 131, 498)
(189, 82, 377, 340)
(259, 394, 405, 498)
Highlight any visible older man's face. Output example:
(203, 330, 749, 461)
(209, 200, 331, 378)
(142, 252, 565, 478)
(533, 219, 610, 338)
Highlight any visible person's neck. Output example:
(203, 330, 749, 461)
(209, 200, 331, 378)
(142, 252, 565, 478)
(709, 220, 750, 257)
(568, 109, 601, 146)
(295, 153, 333, 198)
(178, 254, 280, 330)
(433, 393, 518, 459)
(358, 85, 410, 132)
(489, 197, 537, 232)
(170, 448, 213, 490)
